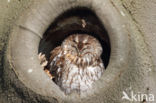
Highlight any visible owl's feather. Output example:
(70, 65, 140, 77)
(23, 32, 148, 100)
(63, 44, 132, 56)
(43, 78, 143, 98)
(48, 34, 104, 94)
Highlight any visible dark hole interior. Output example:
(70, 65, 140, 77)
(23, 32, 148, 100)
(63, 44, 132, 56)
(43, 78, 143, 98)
(38, 7, 111, 68)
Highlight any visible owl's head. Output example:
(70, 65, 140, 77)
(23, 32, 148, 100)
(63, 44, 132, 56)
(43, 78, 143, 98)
(62, 34, 102, 58)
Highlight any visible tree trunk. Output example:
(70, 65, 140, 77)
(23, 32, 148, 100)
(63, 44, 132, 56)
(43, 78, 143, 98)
(0, 0, 156, 103)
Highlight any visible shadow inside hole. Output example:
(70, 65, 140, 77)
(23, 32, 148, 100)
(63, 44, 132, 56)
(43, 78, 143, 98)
(38, 7, 111, 68)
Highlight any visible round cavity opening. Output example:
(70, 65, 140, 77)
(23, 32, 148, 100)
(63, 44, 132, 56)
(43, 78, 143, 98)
(38, 7, 111, 68)
(5, 0, 129, 101)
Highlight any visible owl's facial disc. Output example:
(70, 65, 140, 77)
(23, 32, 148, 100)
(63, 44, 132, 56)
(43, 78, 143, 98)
(62, 34, 102, 58)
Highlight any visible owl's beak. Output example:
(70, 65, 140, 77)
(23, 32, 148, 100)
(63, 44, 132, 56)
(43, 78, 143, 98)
(77, 43, 83, 56)
(77, 43, 83, 50)
(76, 48, 82, 57)
(77, 49, 80, 56)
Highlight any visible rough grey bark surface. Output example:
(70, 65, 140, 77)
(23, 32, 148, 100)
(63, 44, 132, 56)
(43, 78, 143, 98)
(0, 1, 52, 103)
(121, 0, 156, 68)
(0, 0, 156, 103)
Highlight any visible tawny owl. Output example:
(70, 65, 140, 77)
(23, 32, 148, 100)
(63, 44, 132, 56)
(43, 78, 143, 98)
(48, 34, 104, 94)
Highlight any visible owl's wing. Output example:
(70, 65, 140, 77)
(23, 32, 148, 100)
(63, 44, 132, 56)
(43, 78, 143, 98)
(48, 46, 63, 79)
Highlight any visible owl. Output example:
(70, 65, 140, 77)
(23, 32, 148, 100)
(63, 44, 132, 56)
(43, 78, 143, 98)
(44, 34, 104, 94)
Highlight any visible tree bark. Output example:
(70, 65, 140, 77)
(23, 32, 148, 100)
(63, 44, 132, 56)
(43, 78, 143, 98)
(0, 0, 156, 103)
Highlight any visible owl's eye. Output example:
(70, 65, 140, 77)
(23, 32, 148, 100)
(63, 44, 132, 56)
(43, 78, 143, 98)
(71, 45, 79, 52)
(73, 40, 77, 43)
(81, 47, 88, 52)
(84, 43, 89, 45)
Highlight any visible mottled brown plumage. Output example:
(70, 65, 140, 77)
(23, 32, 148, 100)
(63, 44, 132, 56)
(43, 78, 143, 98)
(48, 34, 104, 94)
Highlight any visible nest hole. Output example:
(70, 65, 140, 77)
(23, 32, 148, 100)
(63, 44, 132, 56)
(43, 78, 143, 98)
(38, 7, 111, 68)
